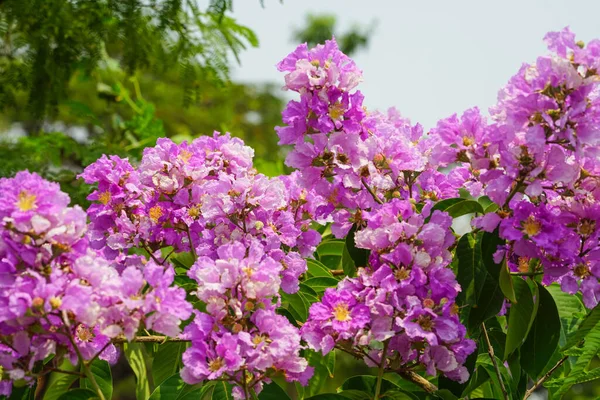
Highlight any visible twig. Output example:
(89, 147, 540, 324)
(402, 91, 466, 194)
(395, 370, 438, 393)
(510, 271, 543, 277)
(482, 322, 509, 400)
(374, 341, 389, 399)
(111, 335, 190, 343)
(362, 178, 384, 205)
(523, 355, 568, 400)
(48, 368, 85, 378)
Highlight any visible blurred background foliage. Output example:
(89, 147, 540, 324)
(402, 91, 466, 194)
(0, 0, 375, 206)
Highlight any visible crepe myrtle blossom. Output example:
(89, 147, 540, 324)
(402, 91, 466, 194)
(81, 133, 321, 294)
(0, 172, 192, 396)
(301, 200, 474, 383)
(182, 242, 313, 398)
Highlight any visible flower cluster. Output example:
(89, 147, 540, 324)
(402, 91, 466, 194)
(276, 39, 463, 238)
(0, 172, 191, 395)
(181, 242, 313, 399)
(302, 201, 475, 382)
(421, 28, 600, 307)
(277, 39, 476, 382)
(81, 133, 321, 294)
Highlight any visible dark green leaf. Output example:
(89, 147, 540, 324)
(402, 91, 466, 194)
(444, 200, 484, 218)
(258, 382, 290, 400)
(211, 381, 233, 400)
(317, 240, 345, 257)
(498, 260, 516, 303)
(281, 292, 308, 322)
(149, 374, 208, 400)
(521, 284, 561, 379)
(504, 277, 535, 359)
(344, 224, 368, 269)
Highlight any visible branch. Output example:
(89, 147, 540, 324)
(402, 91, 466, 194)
(395, 370, 438, 393)
(510, 271, 543, 277)
(481, 322, 509, 400)
(523, 355, 568, 400)
(330, 269, 345, 276)
(111, 335, 190, 343)
(362, 178, 384, 205)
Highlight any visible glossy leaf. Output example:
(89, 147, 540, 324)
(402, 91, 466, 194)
(258, 382, 291, 400)
(152, 342, 187, 387)
(56, 389, 98, 400)
(125, 342, 151, 400)
(303, 277, 340, 293)
(504, 277, 535, 360)
(521, 284, 561, 379)
(43, 360, 78, 400)
(81, 359, 112, 400)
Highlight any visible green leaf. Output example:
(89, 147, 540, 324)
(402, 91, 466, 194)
(326, 350, 335, 378)
(498, 260, 516, 303)
(81, 360, 112, 400)
(258, 382, 291, 400)
(171, 252, 196, 270)
(303, 277, 340, 293)
(304, 351, 332, 397)
(455, 233, 482, 306)
(211, 381, 233, 400)
(344, 224, 368, 270)
(148, 374, 210, 400)
(468, 231, 505, 331)
(307, 259, 334, 278)
(152, 342, 187, 387)
(305, 395, 349, 400)
(521, 284, 561, 379)
(43, 360, 78, 400)
(546, 283, 585, 347)
(431, 198, 464, 213)
(339, 375, 416, 399)
(56, 389, 98, 400)
(504, 277, 535, 360)
(562, 305, 600, 352)
(125, 342, 151, 400)
(444, 200, 484, 218)
(281, 291, 308, 322)
(317, 240, 345, 257)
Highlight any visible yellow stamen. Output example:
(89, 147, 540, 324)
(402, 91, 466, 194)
(574, 264, 591, 279)
(333, 303, 351, 322)
(149, 205, 163, 223)
(208, 358, 224, 372)
(394, 267, 410, 281)
(179, 149, 193, 163)
(16, 191, 37, 211)
(98, 191, 111, 205)
(522, 215, 541, 236)
(417, 315, 433, 331)
(462, 136, 474, 146)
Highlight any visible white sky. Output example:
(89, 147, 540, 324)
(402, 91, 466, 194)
(229, 0, 600, 130)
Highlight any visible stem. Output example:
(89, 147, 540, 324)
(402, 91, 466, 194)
(111, 335, 189, 343)
(396, 370, 438, 393)
(362, 178, 384, 205)
(185, 226, 197, 261)
(510, 271, 543, 277)
(330, 269, 345, 276)
(503, 179, 524, 208)
(481, 322, 509, 400)
(48, 368, 85, 378)
(374, 341, 389, 400)
(242, 370, 250, 400)
(523, 355, 568, 399)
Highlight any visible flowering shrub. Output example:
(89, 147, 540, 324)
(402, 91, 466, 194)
(2, 27, 600, 400)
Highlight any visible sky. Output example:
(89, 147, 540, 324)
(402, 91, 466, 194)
(229, 0, 600, 130)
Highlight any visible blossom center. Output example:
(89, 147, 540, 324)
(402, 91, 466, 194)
(462, 136, 474, 146)
(578, 219, 596, 236)
(208, 358, 224, 372)
(179, 150, 193, 163)
(522, 216, 541, 236)
(149, 205, 163, 223)
(333, 303, 351, 322)
(16, 190, 37, 211)
(76, 325, 95, 342)
(417, 314, 434, 331)
(394, 267, 410, 281)
(574, 264, 591, 278)
(98, 191, 111, 205)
